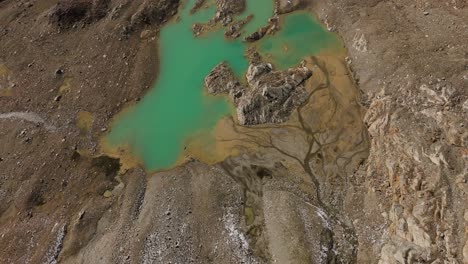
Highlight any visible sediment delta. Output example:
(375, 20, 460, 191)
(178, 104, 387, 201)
(0, 0, 466, 263)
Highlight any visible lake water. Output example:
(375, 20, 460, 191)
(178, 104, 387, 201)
(104, 0, 341, 171)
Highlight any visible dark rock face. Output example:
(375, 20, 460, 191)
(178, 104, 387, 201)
(129, 0, 179, 28)
(50, 0, 180, 33)
(205, 61, 312, 125)
(49, 0, 110, 29)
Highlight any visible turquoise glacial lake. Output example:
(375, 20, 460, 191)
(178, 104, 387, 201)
(105, 0, 340, 171)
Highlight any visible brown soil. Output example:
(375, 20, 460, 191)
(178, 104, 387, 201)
(0, 0, 177, 263)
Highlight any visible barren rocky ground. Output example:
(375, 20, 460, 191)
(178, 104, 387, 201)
(0, 0, 466, 263)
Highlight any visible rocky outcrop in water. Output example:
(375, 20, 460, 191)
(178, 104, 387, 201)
(238, 62, 311, 125)
(214, 0, 246, 26)
(216, 0, 245, 15)
(204, 62, 244, 103)
(243, 17, 279, 43)
(205, 61, 312, 125)
(225, 15, 252, 39)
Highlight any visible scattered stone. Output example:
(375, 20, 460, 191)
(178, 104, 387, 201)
(78, 210, 85, 220)
(19, 129, 27, 137)
(140, 30, 152, 39)
(103, 190, 112, 198)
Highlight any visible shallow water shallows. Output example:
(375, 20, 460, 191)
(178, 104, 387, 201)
(104, 0, 341, 171)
